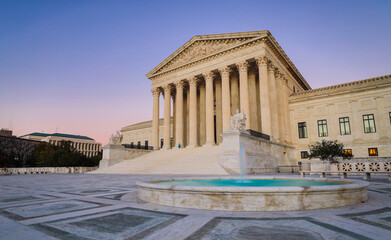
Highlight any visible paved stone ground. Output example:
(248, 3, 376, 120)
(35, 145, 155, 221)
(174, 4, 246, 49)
(0, 174, 390, 240)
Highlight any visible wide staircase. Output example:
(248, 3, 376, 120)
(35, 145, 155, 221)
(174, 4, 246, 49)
(91, 145, 229, 175)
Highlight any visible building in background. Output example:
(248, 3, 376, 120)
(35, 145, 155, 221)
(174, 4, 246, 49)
(20, 132, 102, 157)
(0, 129, 14, 137)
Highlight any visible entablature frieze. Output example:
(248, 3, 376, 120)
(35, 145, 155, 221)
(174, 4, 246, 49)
(151, 43, 267, 88)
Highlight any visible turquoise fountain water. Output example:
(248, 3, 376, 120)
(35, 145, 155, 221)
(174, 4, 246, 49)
(155, 179, 343, 187)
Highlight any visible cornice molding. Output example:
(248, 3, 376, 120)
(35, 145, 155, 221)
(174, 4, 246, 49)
(289, 74, 391, 102)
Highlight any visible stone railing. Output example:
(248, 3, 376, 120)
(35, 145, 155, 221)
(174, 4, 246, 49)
(0, 166, 98, 175)
(303, 158, 391, 175)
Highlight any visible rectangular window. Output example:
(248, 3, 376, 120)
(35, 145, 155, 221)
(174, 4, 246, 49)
(145, 140, 148, 149)
(317, 119, 328, 137)
(160, 139, 164, 148)
(368, 148, 378, 156)
(389, 112, 391, 124)
(298, 122, 307, 138)
(300, 151, 308, 159)
(344, 149, 352, 158)
(363, 114, 376, 133)
(339, 117, 351, 135)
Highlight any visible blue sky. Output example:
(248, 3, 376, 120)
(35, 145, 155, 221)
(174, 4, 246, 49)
(0, 0, 390, 144)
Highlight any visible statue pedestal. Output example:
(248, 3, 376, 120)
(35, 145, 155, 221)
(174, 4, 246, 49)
(99, 144, 129, 168)
(219, 129, 295, 174)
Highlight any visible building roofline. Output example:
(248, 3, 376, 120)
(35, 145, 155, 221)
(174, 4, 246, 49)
(289, 74, 391, 102)
(20, 132, 95, 141)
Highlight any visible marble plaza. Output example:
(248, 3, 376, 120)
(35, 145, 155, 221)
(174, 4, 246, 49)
(0, 174, 390, 239)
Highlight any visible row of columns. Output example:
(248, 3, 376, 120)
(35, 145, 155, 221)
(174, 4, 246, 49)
(151, 55, 291, 150)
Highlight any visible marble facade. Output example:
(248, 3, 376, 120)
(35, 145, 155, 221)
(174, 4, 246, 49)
(121, 30, 391, 162)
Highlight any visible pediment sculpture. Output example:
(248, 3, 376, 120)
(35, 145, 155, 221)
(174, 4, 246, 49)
(157, 38, 252, 73)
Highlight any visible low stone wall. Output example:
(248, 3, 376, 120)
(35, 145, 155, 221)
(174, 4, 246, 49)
(1, 166, 98, 175)
(307, 158, 391, 174)
(99, 143, 150, 169)
(220, 129, 295, 174)
(337, 159, 391, 172)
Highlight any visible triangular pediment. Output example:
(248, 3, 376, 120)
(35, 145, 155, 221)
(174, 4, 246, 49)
(147, 31, 269, 78)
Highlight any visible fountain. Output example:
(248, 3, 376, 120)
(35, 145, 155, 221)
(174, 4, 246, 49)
(136, 116, 369, 211)
(137, 175, 369, 211)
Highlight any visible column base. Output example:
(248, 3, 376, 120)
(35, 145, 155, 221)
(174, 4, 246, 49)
(203, 142, 216, 147)
(187, 145, 198, 149)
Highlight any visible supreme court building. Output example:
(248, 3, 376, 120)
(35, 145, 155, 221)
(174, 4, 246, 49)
(121, 31, 391, 162)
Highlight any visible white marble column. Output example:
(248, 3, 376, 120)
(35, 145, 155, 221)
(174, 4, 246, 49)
(152, 87, 160, 150)
(283, 76, 292, 143)
(163, 84, 172, 149)
(188, 77, 198, 147)
(275, 72, 286, 142)
(248, 67, 258, 131)
(256, 55, 272, 136)
(237, 60, 251, 129)
(175, 81, 184, 148)
(268, 63, 279, 140)
(219, 67, 231, 132)
(230, 72, 240, 115)
(172, 92, 176, 146)
(199, 83, 206, 145)
(215, 79, 223, 144)
(203, 71, 215, 145)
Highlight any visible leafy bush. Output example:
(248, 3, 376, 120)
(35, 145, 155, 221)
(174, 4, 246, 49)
(308, 140, 353, 163)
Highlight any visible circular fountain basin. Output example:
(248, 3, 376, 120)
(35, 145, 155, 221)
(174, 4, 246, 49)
(137, 177, 369, 211)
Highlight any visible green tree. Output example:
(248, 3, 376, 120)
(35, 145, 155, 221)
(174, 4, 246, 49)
(28, 141, 101, 167)
(308, 140, 352, 163)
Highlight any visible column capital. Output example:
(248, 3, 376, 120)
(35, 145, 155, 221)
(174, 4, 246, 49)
(236, 61, 249, 72)
(273, 67, 280, 78)
(267, 62, 275, 72)
(174, 80, 185, 90)
(162, 84, 173, 92)
(187, 76, 199, 86)
(218, 66, 231, 77)
(282, 76, 288, 85)
(151, 87, 161, 96)
(255, 55, 268, 66)
(202, 71, 216, 82)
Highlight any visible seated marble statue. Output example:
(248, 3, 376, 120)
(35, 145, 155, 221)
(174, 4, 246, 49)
(109, 131, 123, 145)
(230, 110, 247, 131)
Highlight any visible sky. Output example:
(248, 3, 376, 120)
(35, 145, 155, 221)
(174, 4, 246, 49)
(1, 0, 390, 145)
